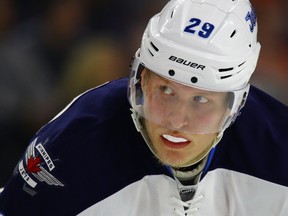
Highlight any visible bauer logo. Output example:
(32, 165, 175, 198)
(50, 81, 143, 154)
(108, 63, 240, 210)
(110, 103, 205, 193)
(168, 55, 205, 70)
(18, 137, 64, 189)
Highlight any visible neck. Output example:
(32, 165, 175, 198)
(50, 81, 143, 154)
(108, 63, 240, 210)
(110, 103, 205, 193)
(171, 155, 208, 185)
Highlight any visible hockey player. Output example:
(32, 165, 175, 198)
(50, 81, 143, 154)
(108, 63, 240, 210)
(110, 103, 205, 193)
(1, 0, 288, 215)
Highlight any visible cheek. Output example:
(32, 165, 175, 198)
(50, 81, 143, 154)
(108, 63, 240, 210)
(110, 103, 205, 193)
(144, 121, 162, 151)
(195, 106, 228, 128)
(198, 112, 221, 125)
(144, 93, 169, 122)
(196, 133, 217, 145)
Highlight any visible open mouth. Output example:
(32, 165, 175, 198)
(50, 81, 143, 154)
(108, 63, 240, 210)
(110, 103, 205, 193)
(161, 134, 190, 149)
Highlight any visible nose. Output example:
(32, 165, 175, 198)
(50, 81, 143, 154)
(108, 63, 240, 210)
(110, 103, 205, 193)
(167, 105, 189, 130)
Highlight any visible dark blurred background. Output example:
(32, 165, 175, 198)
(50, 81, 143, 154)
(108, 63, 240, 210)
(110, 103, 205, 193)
(0, 0, 287, 186)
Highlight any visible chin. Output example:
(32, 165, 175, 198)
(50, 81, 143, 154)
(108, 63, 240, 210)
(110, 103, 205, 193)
(156, 148, 190, 168)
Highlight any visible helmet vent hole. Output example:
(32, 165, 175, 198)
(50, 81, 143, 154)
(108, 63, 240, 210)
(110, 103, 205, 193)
(238, 61, 246, 67)
(219, 67, 233, 72)
(230, 30, 236, 38)
(220, 75, 232, 79)
(170, 10, 174, 18)
(148, 49, 154, 57)
(150, 42, 159, 52)
(191, 77, 198, 83)
(243, 91, 248, 98)
(168, 70, 175, 76)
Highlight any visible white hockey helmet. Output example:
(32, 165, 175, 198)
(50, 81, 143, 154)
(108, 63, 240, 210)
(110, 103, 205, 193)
(129, 0, 261, 135)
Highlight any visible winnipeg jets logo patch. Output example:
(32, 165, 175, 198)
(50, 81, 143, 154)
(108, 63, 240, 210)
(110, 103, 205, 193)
(18, 138, 64, 188)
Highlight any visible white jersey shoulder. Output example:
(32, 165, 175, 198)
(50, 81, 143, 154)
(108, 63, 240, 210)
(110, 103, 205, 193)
(78, 169, 288, 216)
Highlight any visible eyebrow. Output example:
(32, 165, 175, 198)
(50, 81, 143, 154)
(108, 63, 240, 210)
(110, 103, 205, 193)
(151, 71, 227, 99)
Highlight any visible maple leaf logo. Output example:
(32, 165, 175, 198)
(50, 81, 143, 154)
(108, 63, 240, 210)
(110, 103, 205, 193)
(26, 156, 41, 173)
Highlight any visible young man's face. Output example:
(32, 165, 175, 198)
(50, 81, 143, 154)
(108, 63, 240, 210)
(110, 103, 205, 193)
(141, 69, 230, 167)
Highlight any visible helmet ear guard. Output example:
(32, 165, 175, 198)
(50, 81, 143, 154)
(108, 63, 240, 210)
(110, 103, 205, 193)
(221, 85, 250, 130)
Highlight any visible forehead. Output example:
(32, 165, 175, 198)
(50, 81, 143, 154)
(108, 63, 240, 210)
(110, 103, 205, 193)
(146, 70, 225, 97)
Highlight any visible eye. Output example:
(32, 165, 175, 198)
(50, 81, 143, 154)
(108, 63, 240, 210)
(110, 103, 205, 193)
(160, 85, 174, 95)
(193, 96, 208, 104)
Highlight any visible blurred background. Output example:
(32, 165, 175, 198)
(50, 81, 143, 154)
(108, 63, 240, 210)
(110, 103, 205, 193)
(0, 0, 287, 186)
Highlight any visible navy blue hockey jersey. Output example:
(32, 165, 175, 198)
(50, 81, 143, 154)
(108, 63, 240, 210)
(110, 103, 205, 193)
(0, 78, 288, 216)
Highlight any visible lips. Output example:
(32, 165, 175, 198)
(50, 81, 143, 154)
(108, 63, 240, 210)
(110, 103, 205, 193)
(161, 134, 190, 149)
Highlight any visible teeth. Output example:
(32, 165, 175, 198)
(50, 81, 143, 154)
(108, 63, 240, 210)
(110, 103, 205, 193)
(162, 134, 188, 143)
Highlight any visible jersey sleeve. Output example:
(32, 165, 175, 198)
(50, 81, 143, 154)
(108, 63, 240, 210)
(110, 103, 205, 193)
(0, 78, 135, 215)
